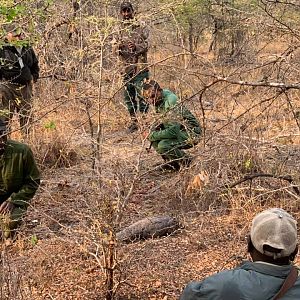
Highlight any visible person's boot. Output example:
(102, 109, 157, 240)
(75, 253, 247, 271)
(156, 160, 180, 172)
(127, 119, 138, 133)
(179, 156, 193, 168)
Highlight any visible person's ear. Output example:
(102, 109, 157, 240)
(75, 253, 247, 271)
(247, 235, 254, 253)
(289, 245, 298, 261)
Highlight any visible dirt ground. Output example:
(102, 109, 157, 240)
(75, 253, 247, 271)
(1, 111, 300, 299)
(0, 1, 299, 298)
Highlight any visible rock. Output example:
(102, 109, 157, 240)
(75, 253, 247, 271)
(116, 216, 180, 243)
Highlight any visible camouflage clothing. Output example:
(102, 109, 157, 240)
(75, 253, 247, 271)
(149, 89, 201, 161)
(115, 19, 149, 76)
(0, 140, 40, 238)
(114, 19, 150, 117)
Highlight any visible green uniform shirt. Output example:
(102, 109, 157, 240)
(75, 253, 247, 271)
(0, 140, 40, 208)
(149, 89, 201, 142)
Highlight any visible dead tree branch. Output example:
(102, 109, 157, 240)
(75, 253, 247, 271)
(226, 173, 300, 195)
(214, 77, 300, 90)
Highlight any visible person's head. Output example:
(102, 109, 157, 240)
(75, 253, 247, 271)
(120, 1, 134, 20)
(4, 23, 23, 42)
(142, 80, 163, 106)
(248, 208, 298, 265)
(0, 119, 8, 154)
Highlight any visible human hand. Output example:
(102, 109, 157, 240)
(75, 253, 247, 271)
(127, 41, 136, 51)
(0, 201, 14, 215)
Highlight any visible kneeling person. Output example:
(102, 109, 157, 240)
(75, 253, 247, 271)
(142, 80, 201, 171)
(0, 121, 40, 239)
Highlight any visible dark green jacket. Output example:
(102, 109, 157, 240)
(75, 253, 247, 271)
(0, 45, 39, 85)
(0, 140, 40, 208)
(149, 89, 201, 142)
(180, 261, 300, 300)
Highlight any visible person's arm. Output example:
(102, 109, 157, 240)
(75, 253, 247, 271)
(148, 93, 181, 141)
(111, 33, 121, 56)
(9, 146, 40, 209)
(180, 282, 205, 300)
(148, 123, 181, 141)
(29, 48, 39, 82)
(135, 25, 149, 55)
(181, 106, 202, 134)
(180, 270, 238, 300)
(110, 22, 125, 57)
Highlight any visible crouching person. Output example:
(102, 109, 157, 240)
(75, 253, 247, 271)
(0, 120, 40, 240)
(142, 80, 201, 171)
(180, 208, 300, 300)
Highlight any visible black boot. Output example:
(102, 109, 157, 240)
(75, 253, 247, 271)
(156, 160, 180, 172)
(159, 156, 193, 171)
(179, 156, 193, 168)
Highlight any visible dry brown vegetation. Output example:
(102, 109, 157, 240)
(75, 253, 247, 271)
(0, 0, 300, 299)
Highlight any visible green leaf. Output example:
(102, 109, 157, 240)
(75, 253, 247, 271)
(44, 120, 57, 130)
(244, 158, 252, 170)
(30, 234, 38, 246)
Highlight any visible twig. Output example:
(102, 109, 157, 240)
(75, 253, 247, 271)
(214, 76, 300, 90)
(38, 74, 69, 81)
(226, 173, 300, 195)
(283, 91, 300, 130)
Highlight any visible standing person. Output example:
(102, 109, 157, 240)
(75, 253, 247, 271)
(180, 208, 300, 300)
(0, 23, 40, 135)
(142, 80, 201, 171)
(114, 1, 150, 133)
(0, 120, 40, 240)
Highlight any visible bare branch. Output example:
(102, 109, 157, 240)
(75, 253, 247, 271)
(227, 173, 300, 195)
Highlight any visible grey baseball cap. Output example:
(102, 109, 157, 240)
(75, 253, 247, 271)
(250, 208, 298, 258)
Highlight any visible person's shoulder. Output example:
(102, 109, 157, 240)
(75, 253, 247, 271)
(163, 89, 178, 104)
(7, 140, 32, 152)
(134, 17, 146, 26)
(0, 44, 12, 51)
(202, 268, 241, 286)
(134, 19, 149, 33)
(23, 44, 34, 51)
(180, 268, 244, 300)
(138, 19, 148, 28)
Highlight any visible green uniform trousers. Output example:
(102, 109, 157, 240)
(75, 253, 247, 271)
(124, 71, 149, 117)
(152, 131, 200, 161)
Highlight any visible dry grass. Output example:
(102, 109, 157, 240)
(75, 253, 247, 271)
(0, 1, 300, 299)
(2, 92, 299, 299)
